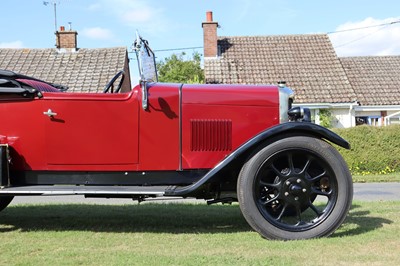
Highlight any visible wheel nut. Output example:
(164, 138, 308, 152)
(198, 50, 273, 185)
(294, 197, 299, 201)
(284, 192, 289, 196)
(286, 181, 290, 185)
(297, 179, 301, 183)
(302, 188, 307, 193)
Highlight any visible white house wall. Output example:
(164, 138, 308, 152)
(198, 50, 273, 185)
(331, 108, 354, 128)
(355, 111, 381, 117)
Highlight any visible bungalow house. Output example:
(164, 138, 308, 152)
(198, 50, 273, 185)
(202, 11, 400, 128)
(340, 56, 400, 126)
(0, 27, 131, 93)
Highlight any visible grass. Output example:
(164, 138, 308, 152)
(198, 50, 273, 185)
(353, 172, 400, 183)
(1, 201, 399, 265)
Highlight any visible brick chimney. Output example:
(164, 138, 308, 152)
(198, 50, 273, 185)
(55, 26, 78, 51)
(202, 11, 219, 58)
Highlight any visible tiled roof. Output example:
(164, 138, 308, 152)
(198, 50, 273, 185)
(0, 47, 128, 93)
(205, 34, 357, 104)
(340, 56, 400, 106)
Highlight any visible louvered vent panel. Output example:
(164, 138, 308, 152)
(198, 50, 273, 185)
(191, 119, 232, 151)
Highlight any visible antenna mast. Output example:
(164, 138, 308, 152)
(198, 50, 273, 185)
(43, 1, 58, 32)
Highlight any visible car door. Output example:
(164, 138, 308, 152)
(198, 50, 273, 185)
(42, 91, 139, 171)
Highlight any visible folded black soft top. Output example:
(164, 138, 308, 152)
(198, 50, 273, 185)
(0, 69, 68, 91)
(0, 69, 42, 81)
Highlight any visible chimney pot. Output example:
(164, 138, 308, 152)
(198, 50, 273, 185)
(206, 11, 213, 22)
(60, 26, 65, 31)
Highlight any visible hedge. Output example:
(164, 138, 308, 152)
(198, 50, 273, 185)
(332, 125, 400, 175)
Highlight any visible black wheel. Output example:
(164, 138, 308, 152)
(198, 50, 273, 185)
(103, 70, 125, 93)
(0, 196, 13, 212)
(237, 136, 353, 240)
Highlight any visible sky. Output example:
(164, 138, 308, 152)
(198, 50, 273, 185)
(1, 0, 400, 75)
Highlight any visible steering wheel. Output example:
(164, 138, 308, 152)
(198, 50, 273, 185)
(103, 70, 125, 93)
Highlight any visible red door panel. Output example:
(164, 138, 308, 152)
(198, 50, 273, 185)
(43, 91, 139, 171)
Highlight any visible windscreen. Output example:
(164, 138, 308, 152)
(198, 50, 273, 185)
(134, 33, 158, 82)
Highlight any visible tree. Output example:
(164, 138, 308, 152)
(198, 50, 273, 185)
(157, 52, 204, 83)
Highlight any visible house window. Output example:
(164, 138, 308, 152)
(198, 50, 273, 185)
(389, 117, 400, 125)
(356, 116, 368, 126)
(370, 117, 381, 126)
(356, 116, 382, 126)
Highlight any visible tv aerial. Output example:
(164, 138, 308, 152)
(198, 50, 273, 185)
(43, 1, 60, 32)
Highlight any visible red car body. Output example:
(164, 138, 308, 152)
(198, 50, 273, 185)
(0, 36, 353, 240)
(1, 83, 279, 172)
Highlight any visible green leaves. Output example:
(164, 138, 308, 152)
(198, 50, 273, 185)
(157, 52, 204, 84)
(334, 125, 400, 175)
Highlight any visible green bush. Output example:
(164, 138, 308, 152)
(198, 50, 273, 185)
(332, 125, 400, 175)
(319, 109, 333, 129)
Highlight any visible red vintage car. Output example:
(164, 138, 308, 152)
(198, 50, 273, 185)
(0, 36, 352, 240)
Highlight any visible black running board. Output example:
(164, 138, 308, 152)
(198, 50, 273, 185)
(0, 185, 172, 197)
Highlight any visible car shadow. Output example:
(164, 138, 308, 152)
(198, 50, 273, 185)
(0, 203, 251, 234)
(0, 203, 392, 237)
(331, 204, 393, 238)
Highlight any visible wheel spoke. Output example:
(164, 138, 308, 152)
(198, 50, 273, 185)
(287, 153, 295, 173)
(294, 205, 303, 226)
(275, 203, 288, 221)
(312, 187, 332, 197)
(299, 157, 312, 175)
(308, 170, 327, 182)
(260, 195, 279, 206)
(309, 202, 323, 216)
(259, 180, 279, 189)
(271, 164, 286, 178)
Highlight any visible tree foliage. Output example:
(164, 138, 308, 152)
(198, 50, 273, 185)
(157, 52, 204, 83)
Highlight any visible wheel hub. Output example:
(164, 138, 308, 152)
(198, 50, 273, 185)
(281, 177, 311, 206)
(289, 184, 303, 194)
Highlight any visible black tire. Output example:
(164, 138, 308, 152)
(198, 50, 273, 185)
(0, 196, 13, 212)
(237, 136, 353, 240)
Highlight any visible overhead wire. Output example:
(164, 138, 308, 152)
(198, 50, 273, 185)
(154, 46, 203, 52)
(129, 19, 400, 54)
(332, 24, 392, 49)
(327, 19, 400, 35)
(328, 19, 400, 48)
(128, 46, 203, 54)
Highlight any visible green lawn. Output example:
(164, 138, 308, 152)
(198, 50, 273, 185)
(1, 201, 399, 265)
(353, 172, 400, 182)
